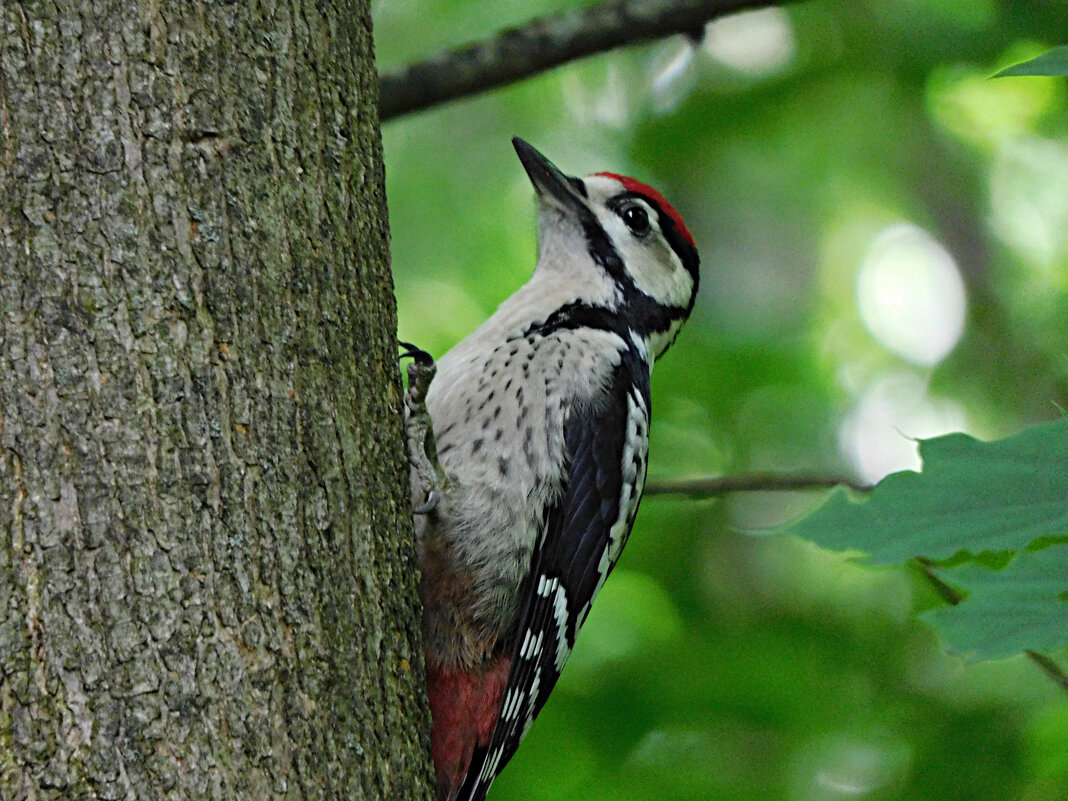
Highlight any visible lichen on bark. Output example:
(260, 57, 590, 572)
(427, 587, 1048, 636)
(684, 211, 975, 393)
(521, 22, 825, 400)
(0, 2, 431, 798)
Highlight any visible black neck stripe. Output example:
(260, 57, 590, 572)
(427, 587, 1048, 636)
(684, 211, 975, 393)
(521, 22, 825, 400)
(577, 205, 699, 328)
(519, 299, 689, 344)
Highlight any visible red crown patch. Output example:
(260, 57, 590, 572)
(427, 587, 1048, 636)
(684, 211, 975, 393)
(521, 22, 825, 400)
(595, 172, 696, 250)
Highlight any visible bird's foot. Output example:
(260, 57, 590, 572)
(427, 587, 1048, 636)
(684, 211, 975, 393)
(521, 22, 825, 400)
(400, 341, 444, 515)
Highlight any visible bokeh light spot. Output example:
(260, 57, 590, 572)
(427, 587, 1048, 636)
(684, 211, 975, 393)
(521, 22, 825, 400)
(927, 46, 1063, 149)
(703, 7, 796, 75)
(857, 223, 966, 366)
(838, 371, 968, 483)
(990, 137, 1068, 271)
(791, 730, 912, 801)
(650, 38, 698, 114)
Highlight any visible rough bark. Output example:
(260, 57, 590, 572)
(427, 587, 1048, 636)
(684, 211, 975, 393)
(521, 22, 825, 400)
(0, 2, 432, 799)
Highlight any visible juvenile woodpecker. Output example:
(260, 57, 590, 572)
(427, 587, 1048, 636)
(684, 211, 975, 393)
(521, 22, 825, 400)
(404, 138, 699, 801)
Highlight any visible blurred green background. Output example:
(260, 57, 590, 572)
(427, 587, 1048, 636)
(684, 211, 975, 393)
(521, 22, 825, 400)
(373, 1, 1068, 799)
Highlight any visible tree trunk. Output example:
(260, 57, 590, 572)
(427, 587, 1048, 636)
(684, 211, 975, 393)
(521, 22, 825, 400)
(0, 2, 432, 799)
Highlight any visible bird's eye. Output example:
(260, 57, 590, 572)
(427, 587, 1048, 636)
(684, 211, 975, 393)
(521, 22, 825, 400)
(621, 205, 651, 236)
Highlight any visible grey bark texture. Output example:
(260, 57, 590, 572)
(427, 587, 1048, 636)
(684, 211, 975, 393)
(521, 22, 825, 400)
(0, 2, 433, 799)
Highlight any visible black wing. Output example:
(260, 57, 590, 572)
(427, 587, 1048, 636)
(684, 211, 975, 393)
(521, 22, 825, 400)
(457, 349, 651, 801)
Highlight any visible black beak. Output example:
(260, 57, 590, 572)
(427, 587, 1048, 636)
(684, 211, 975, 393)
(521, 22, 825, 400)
(512, 138, 587, 214)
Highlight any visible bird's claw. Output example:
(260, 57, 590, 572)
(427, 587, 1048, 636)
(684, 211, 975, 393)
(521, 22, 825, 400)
(401, 340, 444, 518)
(414, 490, 440, 515)
(398, 340, 434, 367)
(400, 340, 437, 411)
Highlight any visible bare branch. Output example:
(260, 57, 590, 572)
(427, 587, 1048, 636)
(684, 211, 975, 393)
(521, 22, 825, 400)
(1026, 651, 1068, 693)
(378, 0, 789, 121)
(912, 558, 965, 605)
(644, 472, 869, 498)
(907, 567, 1068, 694)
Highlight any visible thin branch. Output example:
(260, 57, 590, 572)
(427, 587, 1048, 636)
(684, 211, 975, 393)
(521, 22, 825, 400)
(1026, 650, 1068, 693)
(914, 563, 1068, 694)
(646, 479, 1068, 694)
(378, 0, 789, 121)
(912, 557, 965, 605)
(644, 472, 868, 498)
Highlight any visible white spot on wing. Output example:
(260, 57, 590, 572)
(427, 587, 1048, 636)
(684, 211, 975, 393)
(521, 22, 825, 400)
(481, 745, 504, 782)
(550, 579, 572, 671)
(519, 628, 535, 660)
(535, 574, 574, 672)
(526, 666, 542, 731)
(503, 687, 523, 720)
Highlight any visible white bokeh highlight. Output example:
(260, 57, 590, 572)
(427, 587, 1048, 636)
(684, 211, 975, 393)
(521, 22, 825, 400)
(650, 39, 698, 114)
(838, 372, 968, 484)
(857, 223, 967, 367)
(990, 137, 1068, 269)
(563, 63, 631, 129)
(703, 7, 796, 75)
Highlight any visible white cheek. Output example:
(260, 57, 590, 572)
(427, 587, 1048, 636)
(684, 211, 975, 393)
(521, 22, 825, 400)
(535, 211, 624, 305)
(605, 218, 691, 307)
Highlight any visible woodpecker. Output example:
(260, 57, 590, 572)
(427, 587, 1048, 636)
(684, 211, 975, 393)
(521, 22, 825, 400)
(403, 138, 699, 801)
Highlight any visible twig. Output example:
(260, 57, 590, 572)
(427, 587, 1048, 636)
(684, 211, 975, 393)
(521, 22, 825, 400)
(643, 472, 868, 498)
(1026, 650, 1068, 692)
(378, 0, 789, 121)
(914, 563, 1068, 694)
(647, 480, 1068, 693)
(912, 557, 965, 605)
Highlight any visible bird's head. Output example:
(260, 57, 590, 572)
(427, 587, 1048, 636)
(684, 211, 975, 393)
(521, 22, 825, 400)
(513, 137, 699, 358)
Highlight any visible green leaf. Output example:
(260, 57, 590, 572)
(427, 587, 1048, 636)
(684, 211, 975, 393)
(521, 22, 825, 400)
(787, 420, 1068, 660)
(923, 544, 1068, 659)
(994, 46, 1068, 77)
(787, 419, 1068, 563)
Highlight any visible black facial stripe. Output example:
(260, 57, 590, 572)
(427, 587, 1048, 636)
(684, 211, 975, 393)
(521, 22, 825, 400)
(659, 214, 700, 301)
(553, 185, 698, 335)
(614, 191, 700, 291)
(580, 216, 632, 288)
(578, 211, 697, 335)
